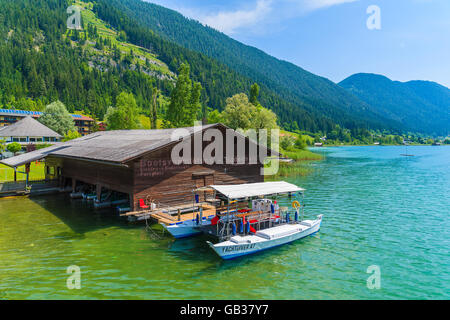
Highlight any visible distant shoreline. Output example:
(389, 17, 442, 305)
(310, 144, 449, 148)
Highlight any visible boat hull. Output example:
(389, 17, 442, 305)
(162, 217, 214, 239)
(208, 215, 323, 260)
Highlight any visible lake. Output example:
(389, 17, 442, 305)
(0, 146, 448, 299)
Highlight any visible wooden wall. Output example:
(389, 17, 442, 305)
(129, 135, 264, 210)
(50, 156, 134, 195)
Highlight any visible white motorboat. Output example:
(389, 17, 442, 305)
(207, 215, 323, 259)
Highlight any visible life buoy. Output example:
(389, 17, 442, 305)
(292, 201, 301, 209)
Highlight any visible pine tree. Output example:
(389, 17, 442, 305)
(165, 63, 192, 127)
(151, 87, 158, 129)
(249, 83, 260, 106)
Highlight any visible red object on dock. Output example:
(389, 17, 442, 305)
(211, 216, 220, 225)
(139, 199, 149, 209)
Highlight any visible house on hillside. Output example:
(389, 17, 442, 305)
(1, 124, 277, 211)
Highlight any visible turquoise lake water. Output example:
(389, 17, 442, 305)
(0, 146, 449, 299)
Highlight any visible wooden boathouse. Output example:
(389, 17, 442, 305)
(1, 124, 275, 210)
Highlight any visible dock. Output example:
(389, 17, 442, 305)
(121, 203, 217, 223)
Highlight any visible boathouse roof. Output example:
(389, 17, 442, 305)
(1, 123, 278, 168)
(0, 116, 62, 139)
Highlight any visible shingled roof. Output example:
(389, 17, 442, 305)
(1, 124, 216, 167)
(0, 116, 62, 138)
(0, 123, 278, 168)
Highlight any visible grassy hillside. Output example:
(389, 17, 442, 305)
(74, 1, 173, 79)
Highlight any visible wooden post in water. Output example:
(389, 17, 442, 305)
(25, 163, 30, 189)
(96, 184, 102, 202)
(178, 209, 181, 221)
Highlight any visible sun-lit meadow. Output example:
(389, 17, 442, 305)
(0, 162, 46, 183)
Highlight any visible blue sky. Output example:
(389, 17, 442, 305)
(146, 0, 450, 88)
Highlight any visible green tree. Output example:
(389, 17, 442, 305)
(0, 139, 6, 153)
(295, 136, 307, 150)
(221, 93, 256, 130)
(7, 142, 22, 155)
(221, 93, 278, 131)
(280, 135, 296, 151)
(105, 92, 140, 130)
(249, 83, 260, 106)
(38, 101, 77, 135)
(165, 63, 202, 127)
(63, 130, 82, 142)
(207, 109, 223, 124)
(150, 87, 158, 129)
(253, 106, 278, 131)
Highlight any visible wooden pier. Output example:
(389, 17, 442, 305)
(121, 203, 217, 223)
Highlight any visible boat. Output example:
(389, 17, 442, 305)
(207, 215, 323, 260)
(122, 202, 218, 237)
(163, 182, 301, 239)
(82, 192, 96, 201)
(163, 212, 216, 238)
(401, 141, 414, 157)
(200, 181, 323, 259)
(122, 181, 323, 253)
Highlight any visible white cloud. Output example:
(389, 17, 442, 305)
(200, 0, 273, 34)
(148, 0, 359, 35)
(200, 0, 359, 34)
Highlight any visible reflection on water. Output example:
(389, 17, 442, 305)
(0, 146, 449, 299)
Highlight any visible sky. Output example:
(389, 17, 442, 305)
(146, 0, 450, 88)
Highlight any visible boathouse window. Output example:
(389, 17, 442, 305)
(47, 166, 55, 176)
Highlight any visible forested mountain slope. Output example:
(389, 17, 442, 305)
(92, 0, 402, 132)
(0, 0, 404, 134)
(0, 0, 175, 118)
(339, 74, 450, 135)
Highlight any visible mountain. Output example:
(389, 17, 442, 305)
(339, 74, 450, 135)
(0, 0, 406, 135)
(0, 0, 176, 119)
(92, 0, 402, 132)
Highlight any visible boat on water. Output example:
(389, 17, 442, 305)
(161, 181, 305, 240)
(207, 215, 323, 260)
(200, 182, 323, 259)
(162, 204, 217, 239)
(123, 181, 323, 258)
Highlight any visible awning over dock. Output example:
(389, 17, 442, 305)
(209, 181, 305, 199)
(0, 144, 67, 167)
